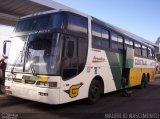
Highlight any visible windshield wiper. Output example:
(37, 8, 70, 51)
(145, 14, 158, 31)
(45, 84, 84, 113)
(30, 62, 37, 75)
(11, 51, 22, 74)
(26, 52, 37, 75)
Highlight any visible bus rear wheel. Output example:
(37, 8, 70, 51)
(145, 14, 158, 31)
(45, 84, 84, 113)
(88, 79, 101, 104)
(140, 74, 148, 89)
(147, 74, 150, 84)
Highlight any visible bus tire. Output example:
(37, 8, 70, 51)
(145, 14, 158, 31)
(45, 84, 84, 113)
(140, 74, 147, 89)
(147, 73, 150, 84)
(88, 79, 101, 104)
(0, 85, 2, 94)
(121, 77, 127, 88)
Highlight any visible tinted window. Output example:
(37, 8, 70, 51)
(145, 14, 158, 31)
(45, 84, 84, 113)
(33, 17, 50, 30)
(142, 45, 147, 57)
(148, 48, 153, 58)
(152, 49, 155, 58)
(111, 33, 118, 42)
(48, 14, 64, 29)
(125, 38, 133, 49)
(16, 13, 64, 32)
(102, 29, 109, 39)
(68, 14, 88, 33)
(111, 33, 123, 51)
(67, 41, 74, 58)
(62, 36, 78, 80)
(78, 38, 88, 72)
(135, 43, 141, 56)
(62, 36, 88, 80)
(92, 37, 109, 50)
(92, 24, 102, 37)
(118, 36, 123, 50)
(92, 23, 109, 50)
(111, 33, 118, 50)
(93, 37, 101, 48)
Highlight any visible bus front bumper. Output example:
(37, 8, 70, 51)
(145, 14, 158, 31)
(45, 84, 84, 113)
(5, 81, 60, 105)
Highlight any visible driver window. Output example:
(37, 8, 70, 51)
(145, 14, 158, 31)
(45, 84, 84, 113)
(62, 36, 78, 80)
(67, 40, 74, 58)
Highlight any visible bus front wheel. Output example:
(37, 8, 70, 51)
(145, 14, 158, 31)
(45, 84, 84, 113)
(88, 79, 101, 104)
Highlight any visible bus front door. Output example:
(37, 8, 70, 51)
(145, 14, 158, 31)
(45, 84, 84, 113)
(62, 35, 78, 80)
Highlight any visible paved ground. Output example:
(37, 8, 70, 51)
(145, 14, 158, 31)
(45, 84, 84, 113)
(0, 77, 160, 119)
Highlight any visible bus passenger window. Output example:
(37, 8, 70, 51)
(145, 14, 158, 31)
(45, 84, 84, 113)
(142, 45, 147, 57)
(92, 23, 109, 50)
(68, 14, 88, 33)
(92, 37, 102, 49)
(111, 33, 118, 50)
(102, 29, 109, 39)
(101, 29, 109, 49)
(135, 43, 141, 56)
(148, 48, 152, 58)
(118, 36, 123, 50)
(152, 50, 155, 58)
(111, 33, 123, 51)
(125, 38, 133, 49)
(92, 23, 101, 37)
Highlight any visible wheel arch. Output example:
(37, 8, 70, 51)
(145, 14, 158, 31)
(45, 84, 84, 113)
(91, 75, 104, 94)
(147, 73, 150, 81)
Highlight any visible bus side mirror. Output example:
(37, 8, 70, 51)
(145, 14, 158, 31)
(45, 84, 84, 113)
(3, 40, 11, 58)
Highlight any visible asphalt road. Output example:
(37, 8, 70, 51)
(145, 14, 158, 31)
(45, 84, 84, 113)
(0, 78, 160, 119)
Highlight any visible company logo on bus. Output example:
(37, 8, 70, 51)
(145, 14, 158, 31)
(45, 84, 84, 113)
(64, 83, 83, 98)
(92, 56, 105, 63)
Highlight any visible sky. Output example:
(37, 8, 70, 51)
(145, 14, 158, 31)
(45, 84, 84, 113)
(53, 0, 160, 42)
(0, 0, 160, 58)
(0, 25, 13, 59)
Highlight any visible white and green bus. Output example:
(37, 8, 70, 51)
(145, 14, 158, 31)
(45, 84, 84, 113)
(4, 9, 158, 104)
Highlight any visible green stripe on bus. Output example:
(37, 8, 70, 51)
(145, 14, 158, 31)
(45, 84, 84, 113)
(22, 75, 39, 81)
(106, 52, 123, 89)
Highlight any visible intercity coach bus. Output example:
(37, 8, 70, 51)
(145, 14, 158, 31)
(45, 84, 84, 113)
(4, 9, 158, 104)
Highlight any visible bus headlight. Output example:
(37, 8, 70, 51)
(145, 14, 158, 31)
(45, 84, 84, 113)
(36, 81, 57, 88)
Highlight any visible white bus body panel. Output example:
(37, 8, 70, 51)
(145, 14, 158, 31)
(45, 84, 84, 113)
(5, 81, 60, 104)
(5, 74, 61, 104)
(59, 49, 116, 104)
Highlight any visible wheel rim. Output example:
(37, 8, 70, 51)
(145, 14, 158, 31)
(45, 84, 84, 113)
(91, 82, 100, 99)
(91, 87, 98, 98)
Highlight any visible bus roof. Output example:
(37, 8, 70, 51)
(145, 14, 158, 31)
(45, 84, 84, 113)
(92, 17, 158, 49)
(20, 9, 158, 49)
(21, 9, 89, 19)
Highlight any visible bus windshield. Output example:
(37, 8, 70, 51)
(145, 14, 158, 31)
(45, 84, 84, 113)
(15, 13, 64, 32)
(6, 33, 61, 75)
